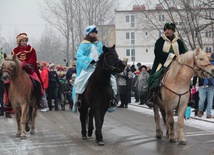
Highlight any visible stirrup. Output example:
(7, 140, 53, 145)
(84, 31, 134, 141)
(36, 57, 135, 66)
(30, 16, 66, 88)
(109, 99, 117, 107)
(76, 100, 81, 108)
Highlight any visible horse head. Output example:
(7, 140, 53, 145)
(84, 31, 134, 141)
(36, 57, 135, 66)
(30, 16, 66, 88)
(100, 45, 125, 73)
(1, 53, 21, 81)
(192, 47, 214, 78)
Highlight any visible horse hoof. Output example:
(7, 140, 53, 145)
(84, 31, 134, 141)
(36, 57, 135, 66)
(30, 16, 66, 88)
(82, 136, 87, 140)
(30, 130, 35, 135)
(20, 135, 26, 140)
(25, 126, 30, 132)
(16, 133, 21, 137)
(179, 140, 186, 145)
(169, 139, 177, 143)
(97, 141, 104, 146)
(156, 135, 162, 140)
(88, 130, 93, 137)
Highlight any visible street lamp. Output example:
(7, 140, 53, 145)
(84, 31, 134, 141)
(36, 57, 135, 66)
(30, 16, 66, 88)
(131, 31, 135, 65)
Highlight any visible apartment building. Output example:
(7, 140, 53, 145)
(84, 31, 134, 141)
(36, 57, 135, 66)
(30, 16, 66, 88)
(114, 4, 214, 66)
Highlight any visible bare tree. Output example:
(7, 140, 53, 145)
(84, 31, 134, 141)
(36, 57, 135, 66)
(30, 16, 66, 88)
(35, 26, 63, 64)
(39, 0, 116, 65)
(137, 0, 214, 50)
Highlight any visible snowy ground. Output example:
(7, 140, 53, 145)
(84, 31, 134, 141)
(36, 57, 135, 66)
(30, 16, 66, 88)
(128, 101, 214, 131)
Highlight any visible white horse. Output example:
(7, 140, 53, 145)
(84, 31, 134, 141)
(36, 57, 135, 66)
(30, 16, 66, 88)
(153, 48, 214, 145)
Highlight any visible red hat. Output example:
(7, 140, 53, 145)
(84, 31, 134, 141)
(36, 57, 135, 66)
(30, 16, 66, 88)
(134, 70, 140, 75)
(40, 61, 47, 67)
(16, 33, 28, 44)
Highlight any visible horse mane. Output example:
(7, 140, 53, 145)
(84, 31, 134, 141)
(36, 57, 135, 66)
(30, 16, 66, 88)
(96, 52, 105, 66)
(5, 54, 22, 75)
(167, 51, 194, 81)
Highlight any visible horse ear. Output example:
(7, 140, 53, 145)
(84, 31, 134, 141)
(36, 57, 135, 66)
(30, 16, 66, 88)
(195, 47, 200, 55)
(112, 44, 115, 50)
(102, 45, 108, 53)
(4, 53, 7, 59)
(12, 54, 16, 60)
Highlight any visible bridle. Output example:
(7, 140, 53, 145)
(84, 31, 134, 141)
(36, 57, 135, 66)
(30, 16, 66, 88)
(2, 58, 23, 78)
(101, 52, 122, 71)
(176, 52, 212, 77)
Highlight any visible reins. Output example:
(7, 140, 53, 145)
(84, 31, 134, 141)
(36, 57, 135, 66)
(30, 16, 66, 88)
(96, 52, 122, 72)
(2, 58, 25, 78)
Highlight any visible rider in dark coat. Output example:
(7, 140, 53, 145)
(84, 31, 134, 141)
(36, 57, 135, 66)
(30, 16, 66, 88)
(147, 22, 188, 108)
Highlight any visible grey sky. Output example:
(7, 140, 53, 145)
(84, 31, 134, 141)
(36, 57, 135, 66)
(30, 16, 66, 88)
(0, 0, 151, 42)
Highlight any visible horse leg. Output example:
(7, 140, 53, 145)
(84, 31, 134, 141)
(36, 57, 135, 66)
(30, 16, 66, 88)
(88, 108, 94, 137)
(14, 109, 21, 137)
(166, 109, 176, 143)
(95, 109, 105, 146)
(177, 106, 187, 145)
(153, 104, 163, 139)
(25, 106, 32, 133)
(20, 105, 28, 139)
(30, 105, 37, 135)
(159, 108, 168, 138)
(79, 106, 88, 139)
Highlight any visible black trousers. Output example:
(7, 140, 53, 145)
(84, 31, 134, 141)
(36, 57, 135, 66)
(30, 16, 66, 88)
(118, 85, 128, 107)
(47, 87, 59, 110)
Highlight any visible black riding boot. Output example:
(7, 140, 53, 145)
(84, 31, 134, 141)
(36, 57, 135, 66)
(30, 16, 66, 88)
(75, 94, 81, 108)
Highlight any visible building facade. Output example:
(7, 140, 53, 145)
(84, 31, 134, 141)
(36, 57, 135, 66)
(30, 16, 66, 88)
(114, 4, 214, 66)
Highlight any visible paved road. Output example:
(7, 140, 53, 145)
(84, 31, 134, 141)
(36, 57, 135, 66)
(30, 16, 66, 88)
(0, 100, 214, 155)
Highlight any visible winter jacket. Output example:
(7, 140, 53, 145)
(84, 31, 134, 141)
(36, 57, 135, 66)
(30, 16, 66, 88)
(40, 67, 49, 89)
(134, 71, 150, 93)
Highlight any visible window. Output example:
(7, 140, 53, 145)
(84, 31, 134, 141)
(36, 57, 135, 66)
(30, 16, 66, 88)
(159, 14, 164, 21)
(126, 15, 129, 22)
(131, 49, 135, 61)
(146, 49, 148, 52)
(206, 47, 212, 53)
(126, 32, 130, 39)
(126, 15, 135, 27)
(205, 30, 212, 37)
(131, 32, 135, 44)
(145, 32, 148, 36)
(131, 15, 135, 27)
(126, 49, 130, 56)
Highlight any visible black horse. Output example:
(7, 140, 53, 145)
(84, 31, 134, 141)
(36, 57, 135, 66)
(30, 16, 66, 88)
(78, 45, 125, 146)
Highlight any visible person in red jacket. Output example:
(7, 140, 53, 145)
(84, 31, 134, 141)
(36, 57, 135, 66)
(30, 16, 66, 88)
(4, 33, 43, 115)
(40, 62, 49, 111)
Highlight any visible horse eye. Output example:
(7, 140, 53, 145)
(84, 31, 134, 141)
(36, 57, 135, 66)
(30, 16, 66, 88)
(199, 58, 203, 61)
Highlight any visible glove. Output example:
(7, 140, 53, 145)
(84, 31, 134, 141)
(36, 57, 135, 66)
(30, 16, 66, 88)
(173, 55, 177, 60)
(90, 60, 96, 64)
(22, 62, 34, 75)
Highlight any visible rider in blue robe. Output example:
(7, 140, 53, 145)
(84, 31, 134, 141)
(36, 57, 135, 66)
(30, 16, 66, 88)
(72, 25, 117, 112)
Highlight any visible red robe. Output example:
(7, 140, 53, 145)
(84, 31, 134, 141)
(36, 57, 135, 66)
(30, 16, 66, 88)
(12, 44, 40, 77)
(12, 44, 44, 94)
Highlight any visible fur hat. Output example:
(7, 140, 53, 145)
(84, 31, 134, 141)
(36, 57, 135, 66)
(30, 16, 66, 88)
(123, 58, 129, 62)
(85, 25, 98, 36)
(71, 61, 76, 66)
(16, 33, 28, 44)
(49, 63, 55, 68)
(164, 22, 176, 31)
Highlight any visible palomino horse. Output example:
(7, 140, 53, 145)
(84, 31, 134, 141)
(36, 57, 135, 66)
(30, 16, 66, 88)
(153, 48, 214, 145)
(1, 54, 38, 139)
(78, 45, 125, 146)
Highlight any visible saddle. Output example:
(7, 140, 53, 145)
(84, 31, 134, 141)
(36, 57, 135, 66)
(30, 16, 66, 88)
(147, 67, 168, 99)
